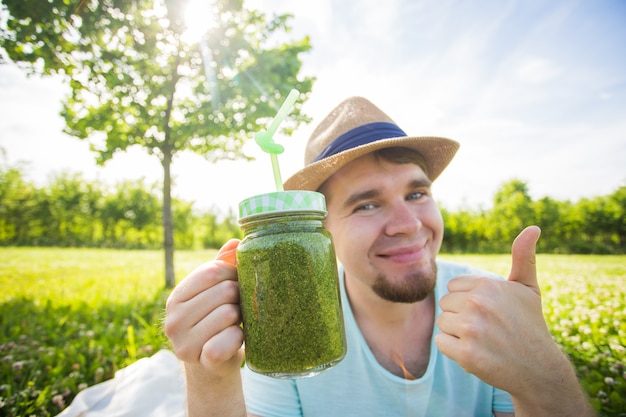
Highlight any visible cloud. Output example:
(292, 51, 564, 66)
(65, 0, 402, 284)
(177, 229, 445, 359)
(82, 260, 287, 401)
(514, 57, 561, 84)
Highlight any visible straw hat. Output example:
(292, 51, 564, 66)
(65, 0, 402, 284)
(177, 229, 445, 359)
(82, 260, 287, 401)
(283, 96, 460, 191)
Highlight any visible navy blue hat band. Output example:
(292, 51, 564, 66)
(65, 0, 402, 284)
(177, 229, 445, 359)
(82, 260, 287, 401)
(313, 122, 407, 162)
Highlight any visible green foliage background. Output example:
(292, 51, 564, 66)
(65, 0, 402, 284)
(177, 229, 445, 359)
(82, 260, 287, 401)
(441, 178, 625, 254)
(0, 165, 242, 250)
(1, 165, 624, 254)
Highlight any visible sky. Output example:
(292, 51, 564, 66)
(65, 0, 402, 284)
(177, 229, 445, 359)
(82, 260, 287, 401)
(1, 0, 625, 217)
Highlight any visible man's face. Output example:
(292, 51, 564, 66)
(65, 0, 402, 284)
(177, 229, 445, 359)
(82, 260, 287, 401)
(320, 153, 444, 303)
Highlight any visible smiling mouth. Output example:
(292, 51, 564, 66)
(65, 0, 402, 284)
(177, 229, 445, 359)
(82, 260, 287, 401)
(377, 245, 426, 263)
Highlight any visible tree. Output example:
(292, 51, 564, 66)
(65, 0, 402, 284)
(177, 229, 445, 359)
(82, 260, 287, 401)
(533, 196, 564, 252)
(101, 179, 162, 248)
(0, 164, 38, 244)
(45, 172, 104, 246)
(489, 179, 535, 249)
(1, 0, 314, 287)
(608, 185, 626, 251)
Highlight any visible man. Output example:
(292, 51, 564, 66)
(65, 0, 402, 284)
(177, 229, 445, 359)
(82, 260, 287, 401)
(165, 97, 594, 416)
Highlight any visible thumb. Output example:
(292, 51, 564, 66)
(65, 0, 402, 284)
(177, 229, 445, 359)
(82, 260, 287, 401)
(216, 238, 240, 266)
(508, 225, 541, 294)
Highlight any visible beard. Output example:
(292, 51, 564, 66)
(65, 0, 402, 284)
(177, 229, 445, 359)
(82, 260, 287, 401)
(371, 259, 437, 303)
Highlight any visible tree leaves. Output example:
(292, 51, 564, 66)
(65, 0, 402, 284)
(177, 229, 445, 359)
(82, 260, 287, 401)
(1, 0, 314, 287)
(2, 0, 313, 163)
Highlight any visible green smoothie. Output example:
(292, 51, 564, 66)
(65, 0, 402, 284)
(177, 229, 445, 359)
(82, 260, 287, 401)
(237, 192, 346, 379)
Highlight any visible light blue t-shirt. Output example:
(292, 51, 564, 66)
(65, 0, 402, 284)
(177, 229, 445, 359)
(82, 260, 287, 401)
(242, 260, 514, 416)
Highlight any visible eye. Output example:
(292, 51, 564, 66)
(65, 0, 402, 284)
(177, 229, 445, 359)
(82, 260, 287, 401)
(354, 202, 377, 213)
(407, 191, 426, 201)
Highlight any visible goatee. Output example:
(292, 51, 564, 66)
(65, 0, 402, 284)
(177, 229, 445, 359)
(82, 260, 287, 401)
(372, 260, 437, 303)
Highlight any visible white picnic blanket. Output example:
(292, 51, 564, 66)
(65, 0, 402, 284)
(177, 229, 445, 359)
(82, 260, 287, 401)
(57, 350, 186, 417)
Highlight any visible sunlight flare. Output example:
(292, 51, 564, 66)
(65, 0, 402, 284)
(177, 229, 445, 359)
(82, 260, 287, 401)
(181, 0, 215, 44)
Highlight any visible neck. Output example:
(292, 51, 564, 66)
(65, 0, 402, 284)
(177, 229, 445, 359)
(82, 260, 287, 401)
(344, 272, 436, 379)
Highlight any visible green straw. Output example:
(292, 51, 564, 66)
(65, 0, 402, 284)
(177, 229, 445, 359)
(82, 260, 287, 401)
(254, 89, 300, 191)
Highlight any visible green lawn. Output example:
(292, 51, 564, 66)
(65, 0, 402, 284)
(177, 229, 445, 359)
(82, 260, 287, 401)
(1, 248, 624, 416)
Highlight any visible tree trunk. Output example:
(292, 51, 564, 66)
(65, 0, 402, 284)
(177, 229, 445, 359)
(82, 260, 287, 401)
(162, 151, 175, 288)
(161, 47, 182, 289)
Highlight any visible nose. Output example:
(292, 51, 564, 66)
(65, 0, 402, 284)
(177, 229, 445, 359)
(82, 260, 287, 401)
(384, 200, 421, 237)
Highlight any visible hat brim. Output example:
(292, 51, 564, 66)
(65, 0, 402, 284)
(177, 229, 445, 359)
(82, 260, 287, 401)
(283, 136, 460, 191)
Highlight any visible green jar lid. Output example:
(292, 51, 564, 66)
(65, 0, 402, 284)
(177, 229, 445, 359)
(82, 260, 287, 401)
(238, 190, 327, 220)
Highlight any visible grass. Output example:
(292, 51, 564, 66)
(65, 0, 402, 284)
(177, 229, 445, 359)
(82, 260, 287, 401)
(1, 248, 625, 416)
(0, 247, 208, 416)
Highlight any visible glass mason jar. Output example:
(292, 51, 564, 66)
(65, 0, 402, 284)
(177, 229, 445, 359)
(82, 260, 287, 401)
(237, 190, 347, 379)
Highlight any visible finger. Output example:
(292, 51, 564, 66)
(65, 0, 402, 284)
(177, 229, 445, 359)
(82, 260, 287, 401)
(435, 329, 489, 377)
(216, 239, 240, 266)
(446, 275, 482, 293)
(169, 261, 237, 304)
(171, 301, 242, 363)
(437, 308, 490, 341)
(181, 279, 241, 329)
(436, 310, 462, 337)
(164, 280, 240, 348)
(189, 302, 241, 347)
(169, 240, 240, 306)
(434, 331, 461, 362)
(508, 225, 541, 293)
(201, 324, 245, 367)
(439, 291, 468, 313)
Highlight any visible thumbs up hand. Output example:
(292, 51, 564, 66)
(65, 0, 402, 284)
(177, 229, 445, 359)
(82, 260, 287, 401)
(435, 225, 595, 414)
(435, 226, 560, 397)
(508, 225, 541, 292)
